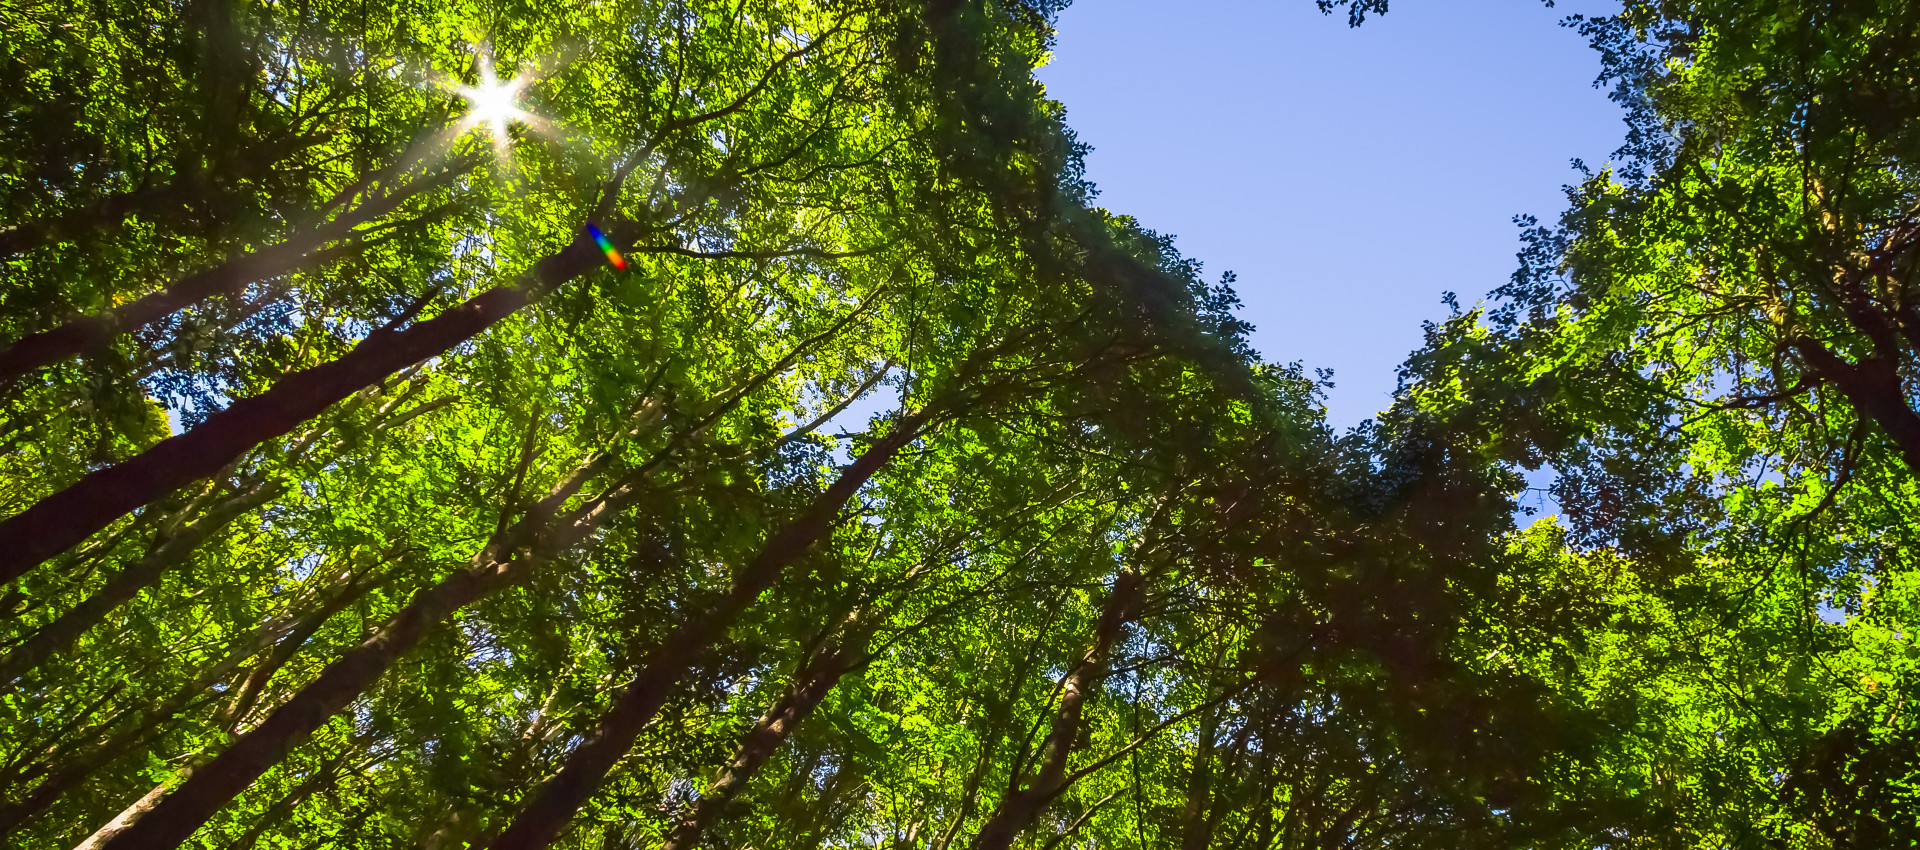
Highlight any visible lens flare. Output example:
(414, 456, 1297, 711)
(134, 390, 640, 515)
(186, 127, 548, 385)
(587, 223, 627, 271)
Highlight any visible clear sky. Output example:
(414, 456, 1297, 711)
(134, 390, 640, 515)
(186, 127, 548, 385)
(1035, 0, 1625, 430)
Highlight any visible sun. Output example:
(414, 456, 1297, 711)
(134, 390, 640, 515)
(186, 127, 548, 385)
(453, 50, 535, 159)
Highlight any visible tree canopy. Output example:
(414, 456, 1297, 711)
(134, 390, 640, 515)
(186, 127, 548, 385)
(1, 1, 1916, 848)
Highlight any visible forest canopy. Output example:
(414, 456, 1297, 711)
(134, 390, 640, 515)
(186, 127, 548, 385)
(0, 1, 1915, 848)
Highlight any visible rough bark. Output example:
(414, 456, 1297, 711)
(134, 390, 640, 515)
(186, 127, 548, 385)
(970, 570, 1144, 850)
(0, 224, 610, 586)
(0, 479, 284, 687)
(483, 408, 938, 850)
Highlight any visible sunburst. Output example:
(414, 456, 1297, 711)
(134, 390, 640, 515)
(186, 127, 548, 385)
(450, 47, 545, 163)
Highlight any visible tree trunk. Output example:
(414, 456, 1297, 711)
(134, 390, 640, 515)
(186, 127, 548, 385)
(1178, 700, 1220, 850)
(419, 678, 568, 850)
(0, 164, 466, 385)
(483, 408, 938, 850)
(0, 224, 610, 586)
(970, 570, 1143, 850)
(0, 562, 379, 835)
(658, 620, 874, 850)
(216, 755, 345, 850)
(0, 479, 283, 687)
(218, 561, 397, 731)
(0, 181, 206, 259)
(1791, 336, 1920, 472)
(0, 683, 124, 794)
(72, 764, 191, 850)
(932, 606, 1065, 850)
(1, 377, 433, 686)
(89, 525, 577, 847)
(87, 399, 680, 850)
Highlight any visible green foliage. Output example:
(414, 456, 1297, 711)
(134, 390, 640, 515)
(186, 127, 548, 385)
(8, 0, 1914, 848)
(1396, 0, 1920, 844)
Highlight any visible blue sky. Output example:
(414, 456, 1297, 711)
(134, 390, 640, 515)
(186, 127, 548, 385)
(1035, 0, 1625, 430)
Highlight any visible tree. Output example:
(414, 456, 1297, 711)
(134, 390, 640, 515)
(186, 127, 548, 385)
(1, 0, 1705, 848)
(1397, 0, 1920, 842)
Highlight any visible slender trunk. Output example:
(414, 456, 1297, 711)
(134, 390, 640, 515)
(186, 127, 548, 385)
(483, 408, 938, 850)
(1203, 722, 1256, 850)
(0, 479, 284, 687)
(658, 621, 874, 850)
(0, 563, 379, 835)
(1, 706, 189, 836)
(1791, 336, 1920, 472)
(0, 164, 466, 383)
(219, 562, 397, 731)
(1, 373, 424, 686)
(216, 756, 344, 850)
(85, 563, 531, 849)
(418, 678, 568, 850)
(933, 601, 1067, 850)
(970, 570, 1144, 850)
(1178, 701, 1220, 850)
(806, 759, 865, 850)
(73, 766, 189, 850)
(88, 405, 669, 850)
(0, 224, 610, 585)
(0, 683, 125, 794)
(0, 181, 204, 259)
(89, 519, 578, 848)
(1037, 792, 1118, 850)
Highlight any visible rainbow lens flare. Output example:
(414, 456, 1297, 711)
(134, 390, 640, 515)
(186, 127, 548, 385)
(586, 222, 626, 271)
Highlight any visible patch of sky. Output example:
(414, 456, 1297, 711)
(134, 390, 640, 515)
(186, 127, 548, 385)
(1036, 0, 1627, 431)
(791, 362, 905, 465)
(1515, 463, 1563, 527)
(1817, 598, 1847, 625)
(279, 555, 323, 603)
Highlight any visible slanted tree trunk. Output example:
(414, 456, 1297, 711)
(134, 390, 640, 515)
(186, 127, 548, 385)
(72, 767, 188, 850)
(0, 181, 208, 259)
(84, 448, 620, 850)
(0, 682, 124, 795)
(0, 479, 283, 687)
(0, 561, 382, 835)
(0, 163, 467, 385)
(483, 407, 941, 850)
(932, 606, 1066, 850)
(417, 678, 570, 850)
(969, 570, 1144, 850)
(216, 560, 402, 732)
(1, 377, 432, 687)
(215, 753, 348, 850)
(0, 222, 615, 585)
(658, 616, 877, 850)
(84, 376, 777, 849)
